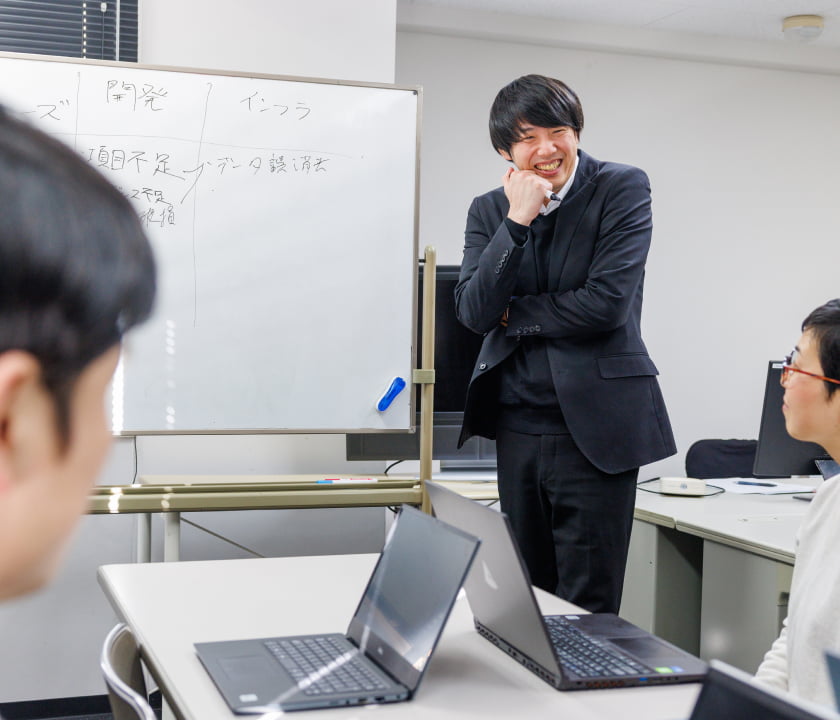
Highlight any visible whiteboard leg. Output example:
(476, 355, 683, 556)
(163, 513, 180, 562)
(135, 513, 151, 563)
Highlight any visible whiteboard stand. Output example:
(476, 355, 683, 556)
(417, 246, 436, 514)
(134, 514, 151, 563)
(163, 514, 181, 562)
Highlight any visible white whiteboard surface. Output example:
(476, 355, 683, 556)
(0, 53, 419, 434)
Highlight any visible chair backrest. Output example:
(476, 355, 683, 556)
(685, 438, 759, 479)
(101, 623, 157, 720)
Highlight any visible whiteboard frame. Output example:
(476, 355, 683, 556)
(0, 51, 422, 435)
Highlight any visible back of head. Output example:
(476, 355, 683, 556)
(0, 105, 156, 435)
(489, 74, 584, 155)
(802, 299, 840, 397)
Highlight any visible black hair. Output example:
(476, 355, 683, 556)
(802, 298, 840, 398)
(489, 74, 584, 155)
(0, 105, 156, 444)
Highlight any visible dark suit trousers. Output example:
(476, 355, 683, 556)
(495, 427, 638, 614)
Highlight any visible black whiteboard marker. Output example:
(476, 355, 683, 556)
(545, 189, 561, 202)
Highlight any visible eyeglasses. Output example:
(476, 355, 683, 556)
(780, 349, 840, 387)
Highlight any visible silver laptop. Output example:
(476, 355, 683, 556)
(425, 480, 706, 690)
(690, 660, 840, 719)
(195, 505, 479, 713)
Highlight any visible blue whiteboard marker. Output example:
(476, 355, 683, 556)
(377, 376, 406, 412)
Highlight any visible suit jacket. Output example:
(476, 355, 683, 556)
(455, 150, 676, 474)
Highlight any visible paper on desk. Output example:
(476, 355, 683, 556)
(711, 478, 817, 495)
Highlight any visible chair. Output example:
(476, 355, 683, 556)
(101, 623, 158, 720)
(685, 438, 759, 479)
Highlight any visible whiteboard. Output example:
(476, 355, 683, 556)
(0, 53, 420, 433)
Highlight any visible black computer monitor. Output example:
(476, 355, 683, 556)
(753, 361, 830, 477)
(345, 264, 496, 468)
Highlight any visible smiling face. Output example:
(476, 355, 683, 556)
(781, 330, 840, 458)
(499, 124, 579, 193)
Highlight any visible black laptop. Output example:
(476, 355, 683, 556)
(425, 480, 706, 690)
(689, 659, 840, 720)
(195, 505, 479, 713)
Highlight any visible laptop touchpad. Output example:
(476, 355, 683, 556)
(609, 636, 675, 661)
(219, 654, 281, 684)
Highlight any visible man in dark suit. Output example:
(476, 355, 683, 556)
(455, 75, 675, 614)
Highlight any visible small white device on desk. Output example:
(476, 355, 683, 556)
(659, 477, 708, 496)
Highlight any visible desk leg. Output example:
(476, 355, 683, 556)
(163, 512, 180, 562)
(135, 513, 152, 563)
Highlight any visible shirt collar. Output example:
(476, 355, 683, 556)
(539, 153, 580, 216)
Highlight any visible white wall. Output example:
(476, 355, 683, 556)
(395, 6, 840, 478)
(0, 0, 398, 703)
(139, 0, 396, 83)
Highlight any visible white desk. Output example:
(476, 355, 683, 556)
(98, 554, 700, 720)
(624, 480, 819, 673)
(633, 483, 815, 562)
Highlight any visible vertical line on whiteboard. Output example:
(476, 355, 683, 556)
(191, 82, 212, 327)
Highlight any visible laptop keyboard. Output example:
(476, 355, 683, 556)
(265, 636, 390, 696)
(544, 617, 652, 678)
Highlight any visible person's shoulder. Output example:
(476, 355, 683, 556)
(468, 186, 508, 216)
(814, 472, 840, 503)
(472, 185, 506, 204)
(799, 472, 840, 531)
(581, 151, 647, 182)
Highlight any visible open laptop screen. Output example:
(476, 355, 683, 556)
(690, 661, 840, 720)
(346, 507, 479, 691)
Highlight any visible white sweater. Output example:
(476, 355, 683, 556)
(754, 473, 840, 707)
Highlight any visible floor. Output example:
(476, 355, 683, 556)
(31, 716, 112, 720)
(0, 693, 161, 720)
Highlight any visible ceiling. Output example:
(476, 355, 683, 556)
(399, 0, 840, 48)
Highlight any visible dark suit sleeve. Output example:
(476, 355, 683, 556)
(454, 194, 528, 335)
(506, 166, 652, 338)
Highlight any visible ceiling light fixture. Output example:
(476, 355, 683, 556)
(782, 14, 824, 42)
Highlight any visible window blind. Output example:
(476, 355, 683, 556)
(0, 0, 137, 62)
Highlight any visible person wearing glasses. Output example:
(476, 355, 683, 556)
(0, 106, 155, 606)
(754, 298, 840, 707)
(454, 74, 675, 614)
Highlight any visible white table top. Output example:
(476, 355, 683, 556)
(634, 478, 821, 563)
(98, 554, 700, 720)
(436, 475, 814, 562)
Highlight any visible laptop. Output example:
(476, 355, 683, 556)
(425, 480, 707, 690)
(195, 505, 480, 713)
(689, 659, 840, 720)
